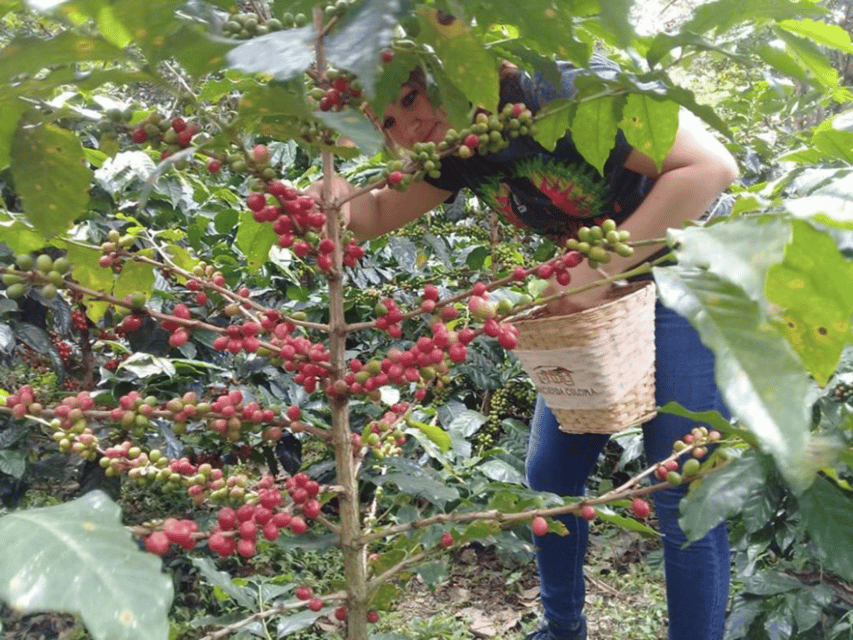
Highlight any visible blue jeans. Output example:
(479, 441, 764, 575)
(525, 302, 730, 640)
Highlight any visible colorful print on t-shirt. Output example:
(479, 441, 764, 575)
(477, 157, 613, 242)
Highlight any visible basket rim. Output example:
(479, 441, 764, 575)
(514, 279, 656, 327)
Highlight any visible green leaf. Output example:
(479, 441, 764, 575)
(682, 0, 824, 36)
(792, 586, 827, 633)
(276, 608, 329, 635)
(417, 7, 499, 113)
(783, 173, 853, 225)
(373, 459, 460, 507)
(811, 127, 853, 163)
(447, 409, 487, 439)
(568, 96, 617, 174)
(10, 122, 93, 239)
(112, 261, 156, 308)
(95, 4, 133, 48)
(60, 243, 114, 321)
(743, 571, 803, 596)
(0, 215, 47, 254)
(159, 24, 233, 78)
(799, 475, 853, 581)
(764, 602, 794, 640)
(477, 459, 524, 485)
(766, 220, 853, 385)
(235, 212, 277, 273)
(531, 98, 573, 154)
(597, 0, 633, 48)
(369, 49, 421, 120)
(0, 491, 173, 640)
(326, 0, 415, 97)
(724, 596, 763, 638)
(0, 93, 27, 170)
(468, 1, 591, 66)
(415, 559, 448, 587)
(653, 266, 815, 492)
(237, 81, 313, 139)
(0, 32, 129, 81)
(191, 558, 256, 609)
(226, 26, 315, 81)
(594, 507, 658, 538)
(404, 418, 451, 451)
(315, 109, 384, 158)
(679, 450, 768, 541)
(119, 353, 177, 379)
(0, 450, 26, 478)
(779, 18, 853, 54)
(619, 94, 678, 172)
(670, 216, 792, 312)
(774, 27, 840, 90)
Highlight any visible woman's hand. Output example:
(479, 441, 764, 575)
(541, 262, 611, 316)
(306, 175, 359, 228)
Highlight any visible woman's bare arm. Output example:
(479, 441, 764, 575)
(311, 176, 454, 242)
(544, 111, 739, 314)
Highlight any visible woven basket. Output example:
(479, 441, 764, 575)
(513, 280, 657, 434)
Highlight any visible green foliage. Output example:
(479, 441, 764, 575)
(0, 1, 851, 639)
(0, 491, 173, 640)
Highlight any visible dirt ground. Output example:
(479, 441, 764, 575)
(380, 529, 668, 640)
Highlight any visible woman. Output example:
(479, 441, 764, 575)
(318, 55, 738, 640)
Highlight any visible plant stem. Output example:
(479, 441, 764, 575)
(314, 8, 368, 638)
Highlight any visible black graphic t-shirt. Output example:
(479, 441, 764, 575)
(424, 57, 652, 244)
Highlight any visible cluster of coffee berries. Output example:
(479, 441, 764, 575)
(213, 320, 268, 356)
(158, 303, 193, 348)
(385, 142, 443, 189)
(131, 113, 200, 157)
(832, 381, 853, 403)
(71, 308, 88, 332)
(98, 229, 136, 272)
(3, 385, 43, 419)
(221, 12, 284, 39)
(530, 249, 584, 287)
(52, 338, 74, 365)
(108, 390, 161, 437)
(467, 283, 520, 350)
(3, 253, 72, 300)
(312, 69, 363, 112)
(218, 144, 270, 178)
(48, 392, 100, 460)
(322, 0, 354, 20)
(294, 118, 338, 146)
(100, 441, 173, 482)
(360, 404, 409, 458)
(280, 12, 309, 28)
(418, 283, 462, 323)
(295, 584, 324, 612)
(653, 426, 721, 484)
(204, 389, 276, 442)
(373, 296, 406, 338)
(284, 472, 322, 520)
(481, 379, 536, 448)
(441, 103, 536, 158)
(565, 219, 633, 269)
(96, 106, 134, 140)
(247, 179, 365, 272)
(145, 518, 199, 555)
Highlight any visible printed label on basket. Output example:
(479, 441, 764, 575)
(514, 345, 653, 410)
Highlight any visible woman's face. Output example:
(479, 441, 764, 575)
(380, 82, 451, 149)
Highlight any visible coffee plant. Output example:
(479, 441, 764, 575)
(0, 1, 852, 639)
